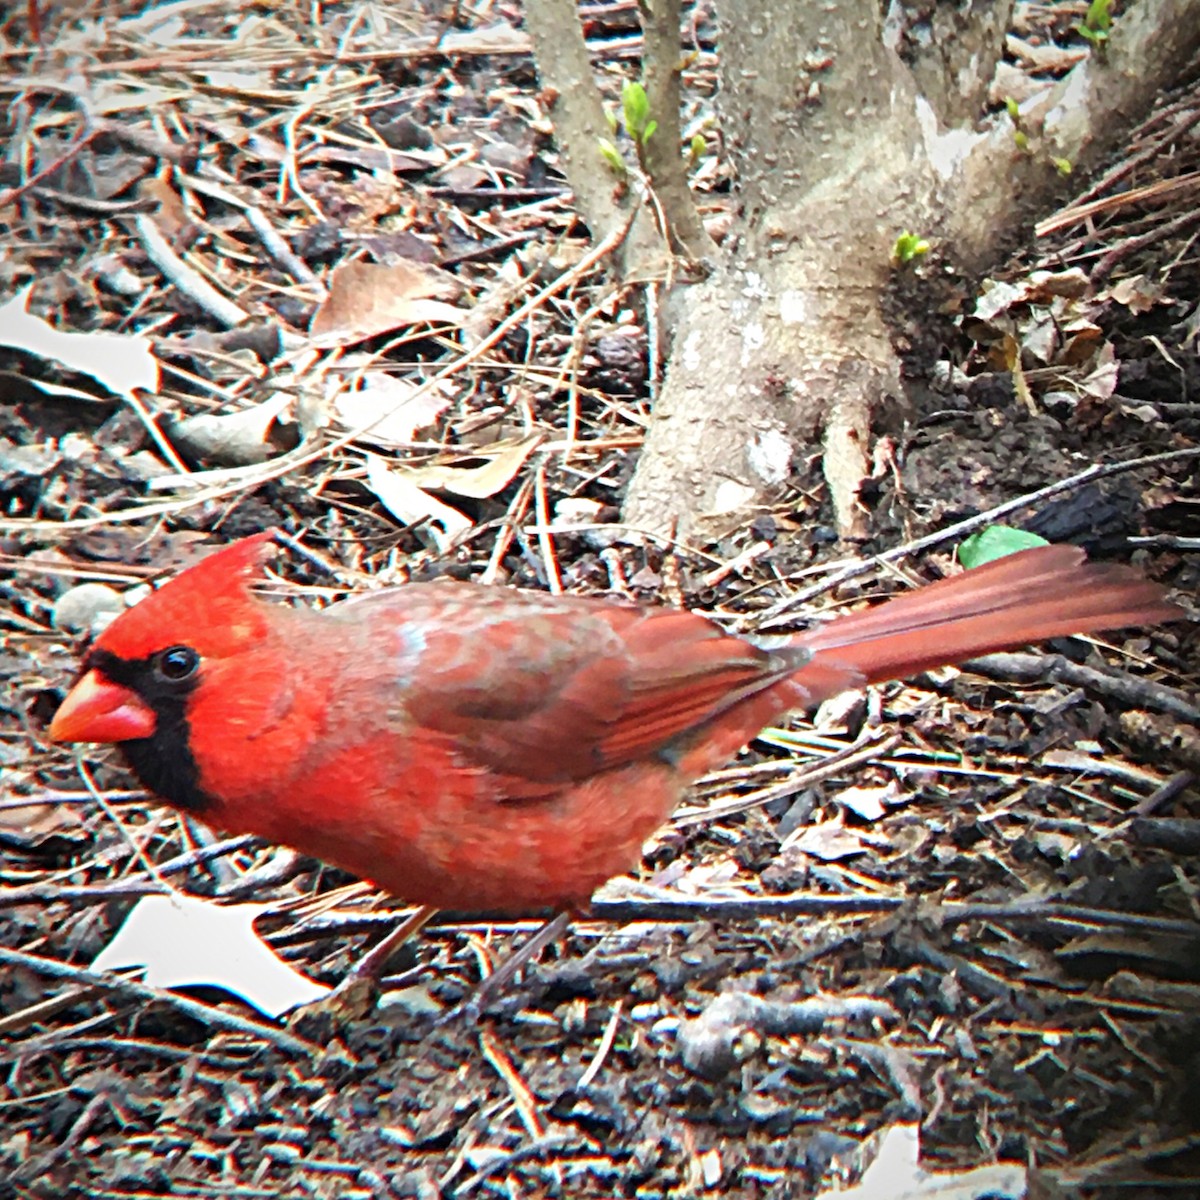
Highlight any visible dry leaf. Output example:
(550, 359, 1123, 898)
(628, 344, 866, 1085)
(1021, 311, 1059, 366)
(1058, 315, 1104, 365)
(0, 288, 159, 400)
(407, 434, 542, 498)
(364, 452, 472, 551)
(971, 270, 1088, 327)
(972, 278, 1025, 324)
(835, 781, 901, 822)
(428, 21, 530, 55)
(818, 1123, 1026, 1199)
(332, 375, 453, 446)
(0, 799, 86, 848)
(784, 817, 866, 861)
(1024, 268, 1090, 302)
(1109, 274, 1166, 313)
(1078, 341, 1118, 401)
(93, 894, 330, 1018)
(167, 394, 294, 466)
(310, 260, 465, 348)
(1005, 34, 1087, 73)
(1003, 332, 1036, 414)
(0, 370, 108, 404)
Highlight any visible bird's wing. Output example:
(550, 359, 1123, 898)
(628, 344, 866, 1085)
(331, 583, 799, 789)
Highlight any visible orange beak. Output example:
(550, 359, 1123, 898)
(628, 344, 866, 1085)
(49, 670, 157, 743)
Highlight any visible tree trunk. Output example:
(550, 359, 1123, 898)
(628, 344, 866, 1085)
(622, 0, 1200, 541)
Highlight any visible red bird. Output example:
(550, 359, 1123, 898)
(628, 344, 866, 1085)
(50, 533, 1180, 912)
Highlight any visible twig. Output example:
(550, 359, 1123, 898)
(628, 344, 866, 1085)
(0, 833, 257, 908)
(75, 754, 169, 885)
(1131, 534, 1200, 551)
(0, 946, 324, 1058)
(1129, 817, 1200, 854)
(451, 1135, 579, 1198)
(587, 893, 1200, 938)
(679, 991, 898, 1081)
(1091, 205, 1200, 285)
(577, 999, 623, 1088)
(0, 122, 98, 208)
(1037, 168, 1200, 238)
(0, 990, 111, 1040)
(533, 461, 563, 594)
(965, 651, 1200, 722)
(758, 445, 1200, 628)
(479, 1027, 544, 1139)
(243, 204, 324, 289)
(134, 212, 252, 329)
(671, 730, 902, 826)
(1131, 770, 1195, 817)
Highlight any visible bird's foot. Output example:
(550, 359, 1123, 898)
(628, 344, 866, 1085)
(288, 905, 435, 1033)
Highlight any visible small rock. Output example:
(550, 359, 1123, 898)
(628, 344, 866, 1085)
(52, 583, 126, 635)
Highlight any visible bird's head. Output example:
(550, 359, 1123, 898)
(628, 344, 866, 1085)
(49, 531, 277, 751)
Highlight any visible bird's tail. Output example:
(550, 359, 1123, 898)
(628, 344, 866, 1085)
(793, 544, 1181, 687)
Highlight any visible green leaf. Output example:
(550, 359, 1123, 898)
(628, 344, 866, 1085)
(1073, 0, 1112, 43)
(1084, 0, 1112, 31)
(1074, 21, 1107, 45)
(1004, 96, 1020, 122)
(641, 119, 657, 145)
(959, 526, 1050, 569)
(622, 80, 651, 140)
(597, 137, 626, 177)
(689, 132, 707, 163)
(891, 231, 930, 266)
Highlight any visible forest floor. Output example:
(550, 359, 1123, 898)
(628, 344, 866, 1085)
(2, 2, 1199, 1198)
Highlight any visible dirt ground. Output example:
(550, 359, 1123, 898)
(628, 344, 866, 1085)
(2, 3, 1200, 1197)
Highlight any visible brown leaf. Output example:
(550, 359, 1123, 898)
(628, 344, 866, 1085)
(407, 434, 543, 498)
(1108, 273, 1168, 314)
(309, 260, 465, 347)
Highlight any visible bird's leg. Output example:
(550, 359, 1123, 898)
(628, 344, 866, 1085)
(451, 909, 575, 1023)
(347, 904, 437, 986)
(291, 905, 436, 1026)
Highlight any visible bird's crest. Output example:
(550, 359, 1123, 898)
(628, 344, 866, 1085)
(91, 531, 277, 662)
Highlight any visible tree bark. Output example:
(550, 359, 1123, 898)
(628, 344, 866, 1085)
(621, 0, 1200, 541)
(524, 0, 714, 277)
(523, 0, 668, 278)
(640, 0, 716, 261)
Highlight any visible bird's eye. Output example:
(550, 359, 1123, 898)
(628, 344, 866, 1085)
(155, 645, 200, 682)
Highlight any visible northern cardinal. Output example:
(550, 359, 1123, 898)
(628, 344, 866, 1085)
(49, 533, 1181, 913)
